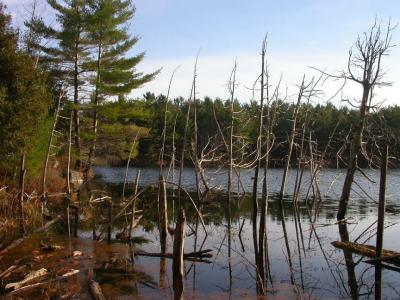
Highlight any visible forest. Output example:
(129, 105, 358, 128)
(0, 0, 399, 299)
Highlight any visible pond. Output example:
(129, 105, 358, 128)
(2, 167, 400, 299)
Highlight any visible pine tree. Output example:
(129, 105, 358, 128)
(85, 0, 158, 170)
(28, 0, 91, 168)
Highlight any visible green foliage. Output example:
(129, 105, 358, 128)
(86, 0, 158, 101)
(26, 117, 54, 177)
(28, 0, 91, 86)
(0, 5, 51, 175)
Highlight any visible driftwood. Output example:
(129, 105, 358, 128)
(5, 269, 79, 297)
(332, 241, 400, 266)
(89, 279, 106, 300)
(0, 215, 62, 256)
(5, 268, 48, 291)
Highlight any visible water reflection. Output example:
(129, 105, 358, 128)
(2, 167, 400, 299)
(70, 172, 400, 299)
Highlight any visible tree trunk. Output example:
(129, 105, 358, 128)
(376, 145, 388, 258)
(173, 209, 185, 300)
(159, 176, 168, 254)
(337, 85, 369, 220)
(87, 42, 102, 172)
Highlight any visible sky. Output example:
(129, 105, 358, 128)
(3, 0, 400, 106)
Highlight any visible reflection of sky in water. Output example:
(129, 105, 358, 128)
(93, 167, 400, 204)
(86, 168, 400, 298)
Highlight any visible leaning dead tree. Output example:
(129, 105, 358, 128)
(177, 56, 198, 207)
(332, 20, 394, 220)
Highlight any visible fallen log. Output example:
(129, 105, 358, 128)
(89, 279, 106, 300)
(332, 241, 400, 266)
(0, 215, 62, 256)
(364, 254, 400, 264)
(5, 269, 79, 297)
(5, 268, 48, 291)
(134, 249, 213, 259)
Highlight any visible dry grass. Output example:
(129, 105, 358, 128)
(0, 160, 68, 248)
(0, 189, 44, 246)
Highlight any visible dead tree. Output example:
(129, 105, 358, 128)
(177, 58, 197, 207)
(227, 62, 238, 205)
(278, 75, 308, 203)
(42, 89, 65, 195)
(173, 209, 186, 300)
(251, 38, 267, 266)
(316, 20, 394, 220)
(160, 67, 179, 176)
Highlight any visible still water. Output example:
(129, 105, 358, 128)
(2, 167, 400, 299)
(88, 167, 400, 299)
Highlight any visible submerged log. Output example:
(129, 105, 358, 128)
(332, 241, 400, 265)
(89, 279, 106, 300)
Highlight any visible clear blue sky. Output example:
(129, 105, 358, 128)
(4, 0, 400, 104)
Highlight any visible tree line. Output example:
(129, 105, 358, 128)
(86, 92, 400, 169)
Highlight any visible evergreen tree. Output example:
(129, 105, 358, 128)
(28, 0, 91, 168)
(0, 3, 51, 173)
(85, 0, 158, 170)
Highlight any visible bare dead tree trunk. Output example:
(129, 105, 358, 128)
(278, 76, 305, 203)
(42, 89, 64, 194)
(252, 37, 267, 269)
(257, 37, 269, 291)
(337, 86, 369, 220)
(160, 67, 178, 176)
(170, 114, 178, 219)
(178, 57, 198, 207)
(173, 209, 185, 300)
(122, 131, 141, 200)
(376, 144, 388, 258)
(159, 176, 168, 255)
(128, 170, 140, 241)
(87, 42, 102, 173)
(192, 65, 201, 199)
(329, 21, 393, 220)
(227, 62, 237, 205)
